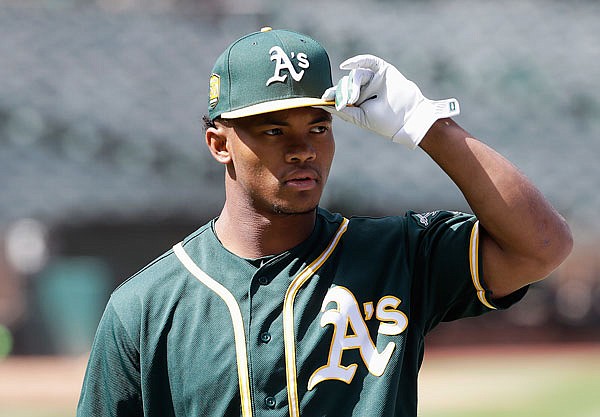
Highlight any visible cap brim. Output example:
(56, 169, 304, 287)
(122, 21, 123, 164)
(220, 97, 335, 119)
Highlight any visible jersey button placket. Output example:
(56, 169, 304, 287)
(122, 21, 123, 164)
(250, 268, 283, 414)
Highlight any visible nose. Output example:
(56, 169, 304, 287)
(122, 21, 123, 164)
(285, 135, 316, 164)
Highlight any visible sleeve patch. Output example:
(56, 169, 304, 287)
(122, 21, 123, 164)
(411, 210, 466, 228)
(411, 211, 441, 227)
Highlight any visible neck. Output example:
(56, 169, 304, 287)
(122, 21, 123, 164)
(214, 201, 317, 259)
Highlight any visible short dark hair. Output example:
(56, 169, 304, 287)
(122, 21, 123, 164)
(202, 114, 216, 131)
(203, 115, 233, 131)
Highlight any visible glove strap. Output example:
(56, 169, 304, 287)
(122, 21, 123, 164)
(393, 98, 460, 149)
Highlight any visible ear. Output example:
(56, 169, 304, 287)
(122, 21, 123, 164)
(206, 126, 231, 164)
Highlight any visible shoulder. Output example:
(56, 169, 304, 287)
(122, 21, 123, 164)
(318, 207, 406, 232)
(110, 221, 215, 310)
(320, 208, 475, 233)
(316, 210, 408, 260)
(331, 209, 476, 251)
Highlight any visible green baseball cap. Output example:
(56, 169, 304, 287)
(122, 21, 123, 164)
(208, 27, 334, 120)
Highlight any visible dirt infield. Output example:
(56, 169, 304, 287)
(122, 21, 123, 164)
(0, 355, 87, 414)
(1, 344, 599, 417)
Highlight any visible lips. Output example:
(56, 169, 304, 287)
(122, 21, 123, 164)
(283, 168, 320, 190)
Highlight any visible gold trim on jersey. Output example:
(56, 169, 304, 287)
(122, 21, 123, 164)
(173, 243, 254, 417)
(283, 217, 349, 417)
(469, 221, 496, 310)
(173, 217, 349, 417)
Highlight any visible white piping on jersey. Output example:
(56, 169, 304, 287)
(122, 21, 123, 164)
(283, 217, 349, 417)
(173, 242, 254, 417)
(468, 220, 496, 310)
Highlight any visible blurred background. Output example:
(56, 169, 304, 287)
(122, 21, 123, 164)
(0, 0, 599, 416)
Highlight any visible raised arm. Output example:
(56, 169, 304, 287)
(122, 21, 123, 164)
(323, 54, 573, 298)
(419, 118, 572, 297)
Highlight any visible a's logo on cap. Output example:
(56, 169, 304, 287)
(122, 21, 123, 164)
(209, 74, 220, 109)
(266, 46, 310, 86)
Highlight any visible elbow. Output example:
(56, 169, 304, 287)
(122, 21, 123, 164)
(535, 217, 574, 280)
(558, 220, 574, 261)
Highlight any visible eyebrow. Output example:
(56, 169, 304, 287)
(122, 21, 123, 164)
(310, 114, 333, 124)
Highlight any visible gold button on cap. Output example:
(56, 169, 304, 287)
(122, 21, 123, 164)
(260, 26, 272, 32)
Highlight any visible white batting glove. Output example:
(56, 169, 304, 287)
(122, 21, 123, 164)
(321, 54, 460, 149)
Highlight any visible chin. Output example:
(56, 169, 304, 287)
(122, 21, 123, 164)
(272, 203, 318, 216)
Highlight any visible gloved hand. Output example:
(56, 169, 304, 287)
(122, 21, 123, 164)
(321, 54, 460, 149)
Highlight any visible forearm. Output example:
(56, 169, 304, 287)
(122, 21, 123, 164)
(419, 118, 573, 295)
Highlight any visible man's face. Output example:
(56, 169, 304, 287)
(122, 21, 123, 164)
(215, 107, 335, 216)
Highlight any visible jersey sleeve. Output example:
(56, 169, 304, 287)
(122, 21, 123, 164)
(407, 210, 528, 333)
(77, 298, 143, 417)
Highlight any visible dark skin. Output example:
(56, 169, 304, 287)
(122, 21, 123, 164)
(206, 108, 573, 298)
(205, 107, 335, 259)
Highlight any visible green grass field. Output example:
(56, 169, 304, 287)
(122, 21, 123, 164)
(418, 345, 600, 417)
(1, 344, 599, 417)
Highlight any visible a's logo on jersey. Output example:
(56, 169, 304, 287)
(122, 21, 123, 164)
(266, 46, 310, 86)
(209, 74, 220, 109)
(307, 286, 408, 390)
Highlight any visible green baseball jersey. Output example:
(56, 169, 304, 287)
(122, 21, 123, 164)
(77, 208, 527, 417)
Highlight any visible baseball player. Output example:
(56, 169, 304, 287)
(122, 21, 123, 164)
(77, 28, 572, 417)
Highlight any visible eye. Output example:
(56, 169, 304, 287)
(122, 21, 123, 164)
(310, 125, 329, 134)
(264, 128, 283, 136)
